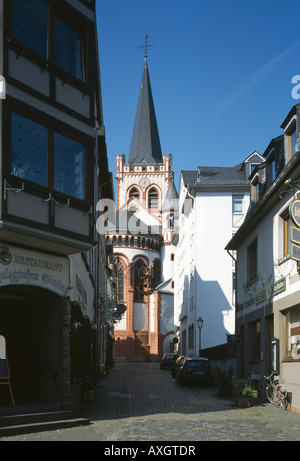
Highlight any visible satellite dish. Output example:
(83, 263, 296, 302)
(291, 343, 300, 360)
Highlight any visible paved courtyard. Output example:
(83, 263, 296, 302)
(2, 362, 300, 442)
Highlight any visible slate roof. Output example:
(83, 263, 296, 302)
(181, 162, 250, 188)
(128, 57, 163, 166)
(162, 180, 179, 211)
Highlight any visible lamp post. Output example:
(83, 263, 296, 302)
(197, 316, 204, 357)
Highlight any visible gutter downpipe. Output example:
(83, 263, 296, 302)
(227, 248, 238, 374)
(187, 186, 197, 356)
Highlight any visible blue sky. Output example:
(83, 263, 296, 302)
(96, 0, 300, 189)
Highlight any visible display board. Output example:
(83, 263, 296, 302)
(0, 336, 15, 405)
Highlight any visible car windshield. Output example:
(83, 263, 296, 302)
(185, 360, 208, 368)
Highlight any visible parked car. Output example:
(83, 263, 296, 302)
(171, 355, 186, 378)
(176, 357, 214, 386)
(160, 353, 178, 370)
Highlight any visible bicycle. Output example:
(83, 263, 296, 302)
(264, 372, 288, 410)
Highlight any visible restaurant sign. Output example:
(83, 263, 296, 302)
(0, 244, 69, 296)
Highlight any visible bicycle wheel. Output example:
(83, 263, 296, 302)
(266, 385, 281, 406)
(280, 391, 288, 410)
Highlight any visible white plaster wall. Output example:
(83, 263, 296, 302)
(134, 302, 148, 330)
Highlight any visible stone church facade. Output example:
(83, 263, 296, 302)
(105, 50, 178, 362)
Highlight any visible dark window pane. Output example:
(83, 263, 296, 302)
(54, 18, 84, 81)
(12, 0, 48, 57)
(11, 112, 48, 186)
(54, 132, 85, 200)
(148, 188, 158, 208)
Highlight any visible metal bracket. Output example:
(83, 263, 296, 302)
(4, 179, 25, 200)
(84, 206, 93, 215)
(43, 193, 58, 215)
(43, 194, 71, 214)
(279, 179, 300, 199)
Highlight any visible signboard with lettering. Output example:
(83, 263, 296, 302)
(273, 278, 286, 296)
(291, 243, 300, 261)
(255, 288, 266, 305)
(290, 200, 300, 227)
(0, 245, 69, 296)
(227, 334, 241, 343)
(291, 226, 300, 245)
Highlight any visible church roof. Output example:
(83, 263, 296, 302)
(128, 57, 163, 166)
(162, 180, 179, 211)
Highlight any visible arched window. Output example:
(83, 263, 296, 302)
(116, 259, 124, 301)
(152, 259, 161, 286)
(133, 259, 148, 301)
(148, 187, 158, 209)
(129, 187, 140, 200)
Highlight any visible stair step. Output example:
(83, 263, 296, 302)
(0, 411, 73, 427)
(0, 417, 90, 437)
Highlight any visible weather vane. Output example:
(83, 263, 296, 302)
(139, 35, 154, 60)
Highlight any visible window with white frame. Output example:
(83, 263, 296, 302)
(233, 195, 243, 213)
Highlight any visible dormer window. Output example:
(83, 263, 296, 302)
(267, 150, 276, 185)
(287, 122, 297, 160)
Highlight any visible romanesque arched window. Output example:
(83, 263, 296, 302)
(133, 259, 148, 301)
(152, 259, 161, 286)
(116, 259, 124, 302)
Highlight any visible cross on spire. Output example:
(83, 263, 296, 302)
(139, 35, 154, 61)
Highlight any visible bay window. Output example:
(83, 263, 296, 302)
(11, 112, 48, 187)
(12, 0, 49, 58)
(54, 17, 85, 81)
(10, 110, 86, 202)
(54, 133, 85, 200)
(11, 0, 87, 84)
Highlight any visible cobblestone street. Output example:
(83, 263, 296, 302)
(2, 362, 300, 442)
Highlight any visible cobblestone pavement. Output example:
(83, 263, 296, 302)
(2, 362, 300, 442)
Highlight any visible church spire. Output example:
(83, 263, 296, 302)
(128, 36, 163, 166)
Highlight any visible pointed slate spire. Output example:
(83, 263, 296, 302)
(128, 53, 163, 166)
(162, 179, 179, 212)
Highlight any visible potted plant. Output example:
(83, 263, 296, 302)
(215, 367, 234, 397)
(231, 376, 258, 408)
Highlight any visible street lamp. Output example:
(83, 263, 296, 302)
(197, 316, 204, 357)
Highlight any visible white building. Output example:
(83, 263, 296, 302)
(173, 153, 263, 356)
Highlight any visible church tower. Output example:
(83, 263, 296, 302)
(106, 39, 178, 362)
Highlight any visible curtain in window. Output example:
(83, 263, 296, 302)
(54, 18, 84, 81)
(11, 112, 48, 186)
(13, 0, 48, 57)
(54, 132, 85, 200)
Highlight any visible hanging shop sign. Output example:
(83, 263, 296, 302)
(0, 244, 69, 297)
(273, 277, 286, 296)
(291, 226, 300, 245)
(227, 334, 241, 343)
(291, 243, 300, 262)
(290, 200, 300, 227)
